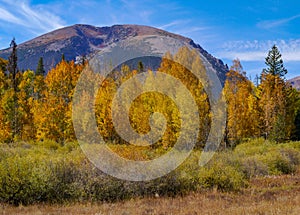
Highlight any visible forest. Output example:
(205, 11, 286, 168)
(0, 40, 299, 209)
(0, 40, 299, 146)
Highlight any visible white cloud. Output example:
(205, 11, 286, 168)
(219, 51, 266, 61)
(257, 14, 300, 29)
(174, 26, 208, 35)
(158, 20, 190, 29)
(20, 2, 63, 31)
(0, 0, 65, 34)
(157, 20, 209, 42)
(219, 39, 300, 62)
(0, 7, 23, 24)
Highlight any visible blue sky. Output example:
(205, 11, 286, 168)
(0, 0, 300, 79)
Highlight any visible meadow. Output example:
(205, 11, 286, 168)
(2, 173, 299, 214)
(0, 138, 299, 214)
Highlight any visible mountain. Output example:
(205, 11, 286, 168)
(288, 76, 300, 91)
(0, 24, 228, 83)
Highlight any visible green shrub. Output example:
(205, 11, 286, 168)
(0, 139, 299, 205)
(280, 148, 300, 166)
(259, 149, 298, 175)
(198, 155, 248, 192)
(241, 157, 269, 178)
(35, 139, 61, 150)
(235, 139, 300, 176)
(0, 155, 50, 205)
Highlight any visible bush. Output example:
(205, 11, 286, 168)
(241, 157, 269, 178)
(0, 155, 50, 205)
(262, 150, 297, 175)
(198, 163, 247, 192)
(0, 139, 299, 205)
(236, 139, 300, 176)
(280, 148, 300, 166)
(197, 153, 248, 192)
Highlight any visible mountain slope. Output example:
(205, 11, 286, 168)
(0, 24, 228, 83)
(288, 76, 300, 91)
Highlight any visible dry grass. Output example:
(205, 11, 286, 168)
(1, 170, 299, 215)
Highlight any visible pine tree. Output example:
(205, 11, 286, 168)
(36, 57, 45, 76)
(254, 74, 260, 87)
(137, 61, 144, 73)
(262, 45, 287, 78)
(7, 38, 19, 139)
(293, 108, 300, 140)
(7, 38, 18, 90)
(61, 54, 65, 61)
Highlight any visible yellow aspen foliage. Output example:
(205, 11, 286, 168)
(0, 58, 8, 72)
(95, 76, 117, 142)
(33, 60, 84, 142)
(158, 47, 210, 147)
(95, 47, 210, 149)
(223, 59, 260, 146)
(0, 67, 11, 142)
(17, 70, 36, 140)
(0, 88, 14, 142)
(258, 73, 299, 141)
(0, 106, 11, 141)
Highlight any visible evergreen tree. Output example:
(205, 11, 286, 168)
(7, 38, 18, 90)
(293, 110, 300, 140)
(137, 61, 144, 73)
(36, 57, 45, 76)
(254, 74, 260, 87)
(262, 45, 287, 78)
(61, 53, 65, 61)
(7, 38, 19, 139)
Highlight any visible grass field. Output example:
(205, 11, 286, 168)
(0, 139, 299, 214)
(1, 169, 299, 214)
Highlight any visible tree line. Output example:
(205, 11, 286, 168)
(0, 39, 84, 142)
(0, 39, 299, 146)
(224, 45, 300, 146)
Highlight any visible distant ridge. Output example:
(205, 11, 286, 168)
(288, 76, 300, 91)
(0, 24, 228, 84)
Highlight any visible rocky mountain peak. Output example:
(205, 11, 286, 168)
(0, 24, 227, 84)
